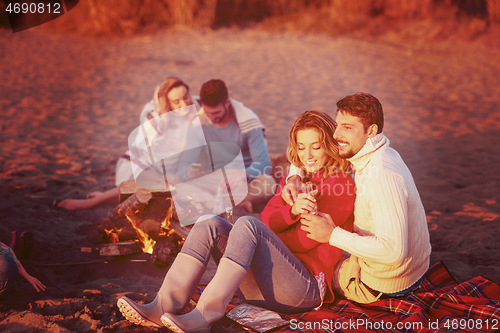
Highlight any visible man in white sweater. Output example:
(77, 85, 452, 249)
(284, 93, 431, 303)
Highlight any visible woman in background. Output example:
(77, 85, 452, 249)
(58, 77, 200, 211)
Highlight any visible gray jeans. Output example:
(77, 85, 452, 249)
(180, 215, 321, 314)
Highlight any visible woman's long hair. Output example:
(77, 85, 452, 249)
(154, 77, 192, 114)
(286, 110, 351, 177)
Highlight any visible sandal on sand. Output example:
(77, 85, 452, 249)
(117, 297, 160, 328)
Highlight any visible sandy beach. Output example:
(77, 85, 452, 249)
(1, 19, 500, 332)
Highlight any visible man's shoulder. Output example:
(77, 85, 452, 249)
(380, 147, 410, 175)
(364, 147, 412, 187)
(230, 98, 264, 132)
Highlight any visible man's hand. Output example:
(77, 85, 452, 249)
(282, 175, 303, 205)
(300, 212, 336, 243)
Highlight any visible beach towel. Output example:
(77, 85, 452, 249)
(197, 98, 265, 135)
(194, 261, 500, 333)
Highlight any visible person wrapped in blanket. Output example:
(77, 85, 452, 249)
(58, 77, 200, 210)
(116, 110, 356, 332)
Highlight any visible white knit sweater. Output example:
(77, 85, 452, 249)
(329, 134, 431, 294)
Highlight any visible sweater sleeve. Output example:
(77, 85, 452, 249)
(329, 170, 408, 266)
(260, 175, 301, 233)
(262, 174, 356, 251)
(244, 128, 272, 180)
(286, 163, 304, 182)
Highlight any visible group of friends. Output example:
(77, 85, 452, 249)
(1, 76, 432, 333)
(58, 78, 276, 217)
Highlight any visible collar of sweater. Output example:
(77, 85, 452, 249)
(347, 133, 389, 173)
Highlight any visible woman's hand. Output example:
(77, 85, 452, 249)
(17, 261, 46, 292)
(290, 193, 317, 217)
(24, 274, 46, 292)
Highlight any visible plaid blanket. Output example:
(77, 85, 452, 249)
(195, 261, 500, 333)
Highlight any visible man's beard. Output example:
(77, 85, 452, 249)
(340, 151, 356, 159)
(211, 105, 228, 124)
(338, 142, 356, 159)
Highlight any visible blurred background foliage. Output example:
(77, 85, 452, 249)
(2, 0, 500, 40)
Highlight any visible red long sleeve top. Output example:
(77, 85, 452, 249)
(260, 171, 356, 303)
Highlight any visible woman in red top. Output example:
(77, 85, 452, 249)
(118, 111, 355, 332)
(261, 110, 355, 304)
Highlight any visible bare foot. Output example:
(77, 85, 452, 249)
(58, 198, 95, 210)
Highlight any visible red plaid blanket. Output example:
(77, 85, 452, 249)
(196, 261, 500, 332)
(273, 261, 500, 332)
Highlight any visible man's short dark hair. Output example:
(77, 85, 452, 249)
(200, 79, 229, 107)
(336, 92, 384, 134)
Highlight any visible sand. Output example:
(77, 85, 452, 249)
(1, 22, 500, 332)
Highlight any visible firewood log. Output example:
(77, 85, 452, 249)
(108, 188, 152, 222)
(119, 180, 172, 202)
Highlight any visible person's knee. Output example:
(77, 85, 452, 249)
(232, 216, 264, 236)
(193, 215, 232, 236)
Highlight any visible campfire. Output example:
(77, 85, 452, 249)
(97, 180, 190, 266)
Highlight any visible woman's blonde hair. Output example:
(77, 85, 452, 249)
(154, 77, 192, 114)
(286, 110, 351, 177)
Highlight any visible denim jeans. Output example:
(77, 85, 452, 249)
(0, 254, 18, 298)
(180, 215, 321, 314)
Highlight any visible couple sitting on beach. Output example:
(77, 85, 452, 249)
(116, 92, 432, 332)
(58, 78, 277, 215)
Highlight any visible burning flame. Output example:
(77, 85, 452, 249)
(104, 228, 123, 243)
(125, 197, 175, 254)
(125, 213, 155, 254)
